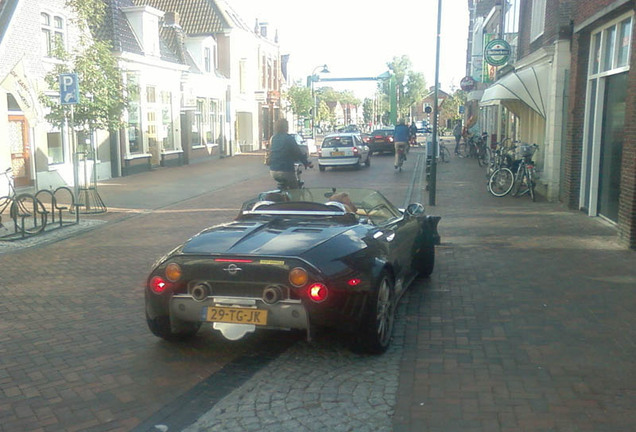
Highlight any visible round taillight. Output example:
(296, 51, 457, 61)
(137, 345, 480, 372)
(353, 147, 359, 155)
(289, 267, 308, 287)
(165, 263, 182, 282)
(150, 276, 168, 294)
(308, 283, 328, 302)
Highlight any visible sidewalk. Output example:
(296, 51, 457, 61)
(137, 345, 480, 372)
(393, 138, 636, 431)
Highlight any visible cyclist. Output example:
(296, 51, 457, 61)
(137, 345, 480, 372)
(268, 118, 312, 189)
(393, 119, 409, 169)
(409, 121, 418, 147)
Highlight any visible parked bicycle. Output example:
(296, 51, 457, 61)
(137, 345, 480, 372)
(510, 144, 539, 201)
(488, 143, 539, 201)
(0, 167, 48, 237)
(485, 137, 516, 179)
(438, 141, 451, 163)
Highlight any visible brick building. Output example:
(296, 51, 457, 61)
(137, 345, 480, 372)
(469, 0, 634, 249)
(565, 0, 634, 248)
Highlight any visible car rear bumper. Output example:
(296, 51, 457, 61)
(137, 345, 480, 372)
(318, 156, 361, 166)
(170, 294, 310, 333)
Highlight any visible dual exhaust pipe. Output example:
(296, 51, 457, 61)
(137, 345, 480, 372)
(189, 283, 285, 304)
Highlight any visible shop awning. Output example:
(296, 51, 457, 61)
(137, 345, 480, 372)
(480, 65, 549, 117)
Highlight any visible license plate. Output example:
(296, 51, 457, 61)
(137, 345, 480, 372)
(331, 151, 344, 156)
(205, 306, 268, 325)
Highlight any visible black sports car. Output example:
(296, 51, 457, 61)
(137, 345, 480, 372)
(145, 188, 441, 354)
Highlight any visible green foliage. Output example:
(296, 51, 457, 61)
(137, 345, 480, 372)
(378, 55, 427, 122)
(285, 83, 313, 116)
(362, 98, 374, 124)
(439, 87, 467, 124)
(39, 1, 126, 132)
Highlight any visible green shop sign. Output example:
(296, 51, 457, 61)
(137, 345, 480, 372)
(484, 39, 511, 67)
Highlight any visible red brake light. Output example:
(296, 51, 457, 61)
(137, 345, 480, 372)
(150, 276, 169, 294)
(347, 278, 361, 286)
(308, 283, 328, 302)
(353, 147, 359, 155)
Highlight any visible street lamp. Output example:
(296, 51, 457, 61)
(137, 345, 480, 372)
(310, 64, 329, 139)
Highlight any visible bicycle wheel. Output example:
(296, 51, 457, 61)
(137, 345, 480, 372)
(11, 193, 47, 235)
(488, 168, 514, 197)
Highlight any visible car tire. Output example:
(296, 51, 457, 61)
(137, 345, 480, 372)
(415, 244, 435, 277)
(146, 313, 201, 341)
(354, 271, 395, 354)
(319, 165, 326, 172)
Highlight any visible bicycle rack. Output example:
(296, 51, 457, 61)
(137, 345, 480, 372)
(0, 187, 81, 241)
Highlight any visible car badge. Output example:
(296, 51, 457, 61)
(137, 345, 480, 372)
(223, 263, 243, 276)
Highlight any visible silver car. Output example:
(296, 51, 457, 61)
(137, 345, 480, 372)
(318, 133, 371, 171)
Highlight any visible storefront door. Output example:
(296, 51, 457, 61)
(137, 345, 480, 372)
(597, 73, 626, 222)
(8, 115, 32, 187)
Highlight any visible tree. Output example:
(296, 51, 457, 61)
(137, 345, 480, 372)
(39, 0, 127, 141)
(284, 83, 313, 117)
(378, 55, 427, 122)
(362, 98, 374, 125)
(439, 87, 467, 130)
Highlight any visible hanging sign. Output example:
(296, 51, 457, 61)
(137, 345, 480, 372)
(484, 39, 511, 67)
(460, 76, 476, 91)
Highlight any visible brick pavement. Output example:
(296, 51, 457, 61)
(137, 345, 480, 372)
(1, 145, 634, 431)
(393, 139, 636, 431)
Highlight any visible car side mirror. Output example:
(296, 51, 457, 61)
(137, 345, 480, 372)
(405, 203, 425, 216)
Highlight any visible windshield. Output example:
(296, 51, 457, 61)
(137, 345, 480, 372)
(287, 188, 400, 221)
(241, 189, 401, 224)
(322, 136, 354, 148)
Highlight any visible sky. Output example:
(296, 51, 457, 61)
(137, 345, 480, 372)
(229, 0, 470, 99)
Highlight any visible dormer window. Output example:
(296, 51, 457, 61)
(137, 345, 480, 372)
(41, 12, 65, 58)
(204, 47, 211, 73)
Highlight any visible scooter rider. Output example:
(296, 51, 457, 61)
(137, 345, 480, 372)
(268, 118, 312, 189)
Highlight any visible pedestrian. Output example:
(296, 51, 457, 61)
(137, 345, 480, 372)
(453, 121, 462, 155)
(268, 118, 312, 189)
(394, 119, 410, 169)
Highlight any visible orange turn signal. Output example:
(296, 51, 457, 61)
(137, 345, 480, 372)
(165, 263, 182, 282)
(289, 267, 308, 287)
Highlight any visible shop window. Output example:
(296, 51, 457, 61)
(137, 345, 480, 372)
(127, 74, 142, 154)
(161, 91, 174, 151)
(47, 131, 64, 164)
(192, 99, 203, 146)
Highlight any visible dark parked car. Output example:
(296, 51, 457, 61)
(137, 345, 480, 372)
(368, 128, 395, 155)
(145, 187, 441, 354)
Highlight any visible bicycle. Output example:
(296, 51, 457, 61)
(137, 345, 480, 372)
(485, 138, 516, 179)
(438, 141, 451, 163)
(395, 142, 407, 172)
(488, 144, 538, 200)
(475, 133, 491, 168)
(0, 167, 48, 237)
(510, 144, 539, 201)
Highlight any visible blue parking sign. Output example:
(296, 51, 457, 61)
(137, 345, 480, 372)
(59, 73, 79, 105)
